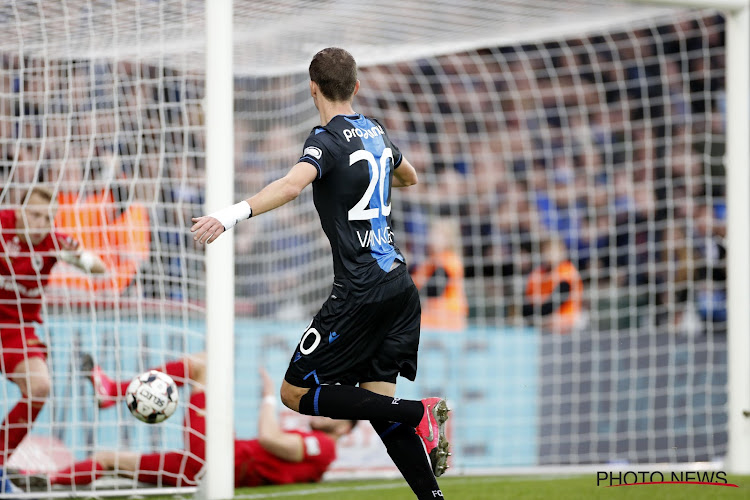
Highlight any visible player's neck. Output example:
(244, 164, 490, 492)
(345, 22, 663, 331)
(318, 99, 356, 126)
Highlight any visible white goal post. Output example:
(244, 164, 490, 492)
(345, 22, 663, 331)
(721, 0, 750, 476)
(629, 0, 750, 477)
(203, 0, 235, 498)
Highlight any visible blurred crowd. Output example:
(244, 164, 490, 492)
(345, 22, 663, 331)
(356, 13, 728, 334)
(0, 13, 728, 334)
(0, 56, 207, 300)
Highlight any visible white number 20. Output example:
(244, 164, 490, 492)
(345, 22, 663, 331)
(347, 148, 393, 221)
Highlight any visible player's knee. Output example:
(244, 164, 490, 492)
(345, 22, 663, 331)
(26, 376, 51, 401)
(279, 381, 305, 412)
(187, 353, 206, 384)
(92, 451, 117, 469)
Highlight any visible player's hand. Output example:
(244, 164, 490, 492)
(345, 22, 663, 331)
(59, 235, 80, 253)
(259, 367, 274, 397)
(191, 216, 225, 244)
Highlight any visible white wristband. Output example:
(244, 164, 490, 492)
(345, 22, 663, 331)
(208, 201, 252, 231)
(262, 395, 277, 407)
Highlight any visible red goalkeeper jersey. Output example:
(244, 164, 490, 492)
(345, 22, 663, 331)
(234, 430, 337, 487)
(0, 209, 67, 324)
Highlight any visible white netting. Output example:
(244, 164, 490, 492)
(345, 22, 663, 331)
(0, 0, 730, 496)
(0, 1, 206, 496)
(232, 8, 728, 468)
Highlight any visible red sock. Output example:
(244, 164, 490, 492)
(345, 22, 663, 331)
(0, 400, 44, 465)
(117, 380, 130, 397)
(50, 460, 104, 485)
(112, 360, 189, 396)
(155, 359, 189, 387)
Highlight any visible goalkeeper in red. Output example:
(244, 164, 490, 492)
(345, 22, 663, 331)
(12, 354, 353, 488)
(0, 186, 105, 491)
(192, 47, 450, 499)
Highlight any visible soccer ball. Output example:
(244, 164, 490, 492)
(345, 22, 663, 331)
(125, 370, 179, 424)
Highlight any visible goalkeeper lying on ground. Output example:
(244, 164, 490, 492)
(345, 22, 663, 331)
(12, 353, 355, 489)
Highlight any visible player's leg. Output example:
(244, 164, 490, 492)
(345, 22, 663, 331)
(281, 269, 450, 467)
(81, 352, 205, 408)
(281, 379, 425, 424)
(0, 327, 49, 494)
(50, 389, 207, 488)
(44, 450, 201, 487)
(46, 451, 128, 486)
(131, 451, 203, 487)
(0, 355, 50, 464)
(281, 272, 425, 424)
(363, 381, 445, 500)
(129, 389, 206, 486)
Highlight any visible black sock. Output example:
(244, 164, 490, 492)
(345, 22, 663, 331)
(371, 420, 443, 500)
(298, 385, 423, 426)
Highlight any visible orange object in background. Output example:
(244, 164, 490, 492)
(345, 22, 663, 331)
(51, 190, 150, 295)
(524, 260, 583, 334)
(411, 250, 468, 332)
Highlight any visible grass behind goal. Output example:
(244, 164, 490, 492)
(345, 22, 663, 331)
(134, 475, 750, 500)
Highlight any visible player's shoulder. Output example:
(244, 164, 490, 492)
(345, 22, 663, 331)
(303, 125, 338, 151)
(305, 125, 333, 142)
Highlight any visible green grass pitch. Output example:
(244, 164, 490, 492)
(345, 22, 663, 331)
(144, 475, 750, 499)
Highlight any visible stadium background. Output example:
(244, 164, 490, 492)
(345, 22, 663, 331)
(0, 0, 740, 492)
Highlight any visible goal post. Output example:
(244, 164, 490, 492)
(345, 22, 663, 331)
(631, 0, 750, 477)
(203, 0, 235, 499)
(723, 1, 750, 476)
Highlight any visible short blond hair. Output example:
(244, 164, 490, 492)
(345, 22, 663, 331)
(24, 186, 55, 204)
(23, 186, 58, 214)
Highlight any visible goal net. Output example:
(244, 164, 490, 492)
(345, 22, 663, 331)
(0, 0, 731, 496)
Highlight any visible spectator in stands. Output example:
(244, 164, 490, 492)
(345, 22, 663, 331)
(693, 201, 727, 332)
(523, 236, 583, 334)
(655, 224, 695, 330)
(12, 353, 355, 489)
(411, 218, 468, 331)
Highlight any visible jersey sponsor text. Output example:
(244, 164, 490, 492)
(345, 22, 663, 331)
(342, 124, 385, 142)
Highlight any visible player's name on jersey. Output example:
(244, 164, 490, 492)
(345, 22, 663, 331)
(356, 226, 394, 248)
(343, 124, 385, 142)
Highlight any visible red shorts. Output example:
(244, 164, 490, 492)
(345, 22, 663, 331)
(0, 326, 48, 375)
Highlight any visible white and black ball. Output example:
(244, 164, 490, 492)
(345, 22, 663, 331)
(125, 370, 179, 424)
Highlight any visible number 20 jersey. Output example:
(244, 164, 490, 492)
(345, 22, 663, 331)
(298, 113, 405, 293)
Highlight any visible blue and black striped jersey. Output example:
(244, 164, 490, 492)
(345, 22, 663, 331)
(298, 113, 405, 292)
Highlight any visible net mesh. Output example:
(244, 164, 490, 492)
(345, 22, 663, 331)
(0, 0, 730, 495)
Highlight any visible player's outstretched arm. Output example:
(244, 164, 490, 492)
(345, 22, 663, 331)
(257, 367, 305, 463)
(191, 162, 317, 245)
(392, 157, 418, 188)
(58, 236, 107, 274)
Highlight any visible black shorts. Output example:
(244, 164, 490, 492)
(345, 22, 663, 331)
(284, 264, 421, 387)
